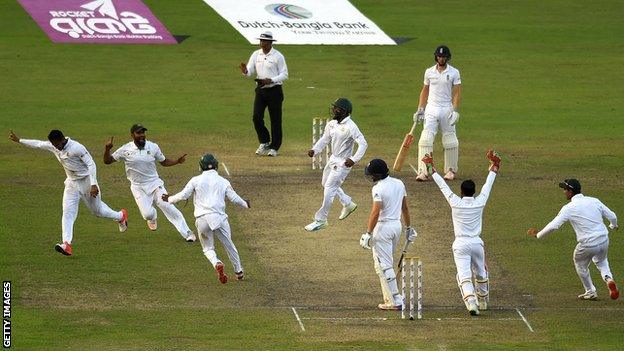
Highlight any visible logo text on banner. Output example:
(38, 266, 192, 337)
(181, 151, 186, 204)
(18, 0, 177, 44)
(203, 0, 396, 45)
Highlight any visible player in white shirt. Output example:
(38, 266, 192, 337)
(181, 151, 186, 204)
(103, 124, 195, 242)
(359, 159, 417, 310)
(305, 98, 368, 232)
(413, 45, 462, 181)
(9, 130, 128, 256)
(240, 31, 289, 157)
(162, 154, 250, 284)
(528, 179, 619, 300)
(422, 150, 501, 315)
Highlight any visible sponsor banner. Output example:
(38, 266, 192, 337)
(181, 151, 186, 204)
(17, 0, 177, 44)
(202, 0, 396, 45)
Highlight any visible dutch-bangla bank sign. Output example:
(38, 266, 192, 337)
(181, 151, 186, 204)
(18, 0, 177, 44)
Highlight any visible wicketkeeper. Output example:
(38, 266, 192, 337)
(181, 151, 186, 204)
(360, 159, 417, 310)
(423, 150, 500, 315)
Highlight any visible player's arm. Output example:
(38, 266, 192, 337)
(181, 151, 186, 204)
(103, 136, 116, 164)
(599, 201, 618, 230)
(367, 201, 382, 234)
(528, 208, 570, 239)
(309, 122, 331, 157)
(401, 196, 410, 227)
(418, 85, 429, 110)
(9, 131, 55, 151)
(240, 51, 257, 77)
(160, 154, 187, 167)
(452, 84, 462, 111)
(162, 179, 195, 204)
(346, 127, 368, 166)
(78, 149, 100, 197)
(226, 185, 250, 209)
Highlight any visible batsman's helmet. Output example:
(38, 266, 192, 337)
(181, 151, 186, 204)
(434, 45, 451, 61)
(330, 97, 353, 119)
(199, 153, 219, 171)
(365, 158, 389, 181)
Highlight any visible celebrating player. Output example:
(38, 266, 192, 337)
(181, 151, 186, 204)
(423, 150, 501, 315)
(304, 98, 368, 232)
(414, 45, 462, 181)
(103, 124, 196, 242)
(162, 154, 250, 284)
(8, 129, 128, 256)
(359, 159, 417, 310)
(528, 179, 619, 300)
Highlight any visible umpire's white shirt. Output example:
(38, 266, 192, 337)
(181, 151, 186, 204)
(372, 176, 407, 222)
(20, 138, 98, 185)
(112, 141, 165, 193)
(424, 64, 461, 107)
(167, 170, 248, 230)
(245, 47, 288, 88)
(312, 116, 368, 164)
(537, 194, 618, 246)
(432, 171, 496, 238)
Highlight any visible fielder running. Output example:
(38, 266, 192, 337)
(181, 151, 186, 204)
(528, 179, 619, 300)
(414, 45, 462, 181)
(359, 159, 417, 310)
(8, 130, 128, 256)
(162, 154, 250, 284)
(103, 124, 195, 242)
(422, 150, 501, 315)
(305, 98, 368, 232)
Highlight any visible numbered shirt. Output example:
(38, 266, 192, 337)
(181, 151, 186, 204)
(112, 141, 165, 187)
(312, 116, 368, 164)
(372, 176, 407, 222)
(245, 47, 289, 88)
(19, 137, 98, 185)
(167, 170, 249, 230)
(424, 64, 461, 107)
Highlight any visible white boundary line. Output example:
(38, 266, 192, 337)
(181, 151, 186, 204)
(291, 307, 306, 332)
(515, 308, 534, 333)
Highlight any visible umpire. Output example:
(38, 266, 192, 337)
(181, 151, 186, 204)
(239, 31, 289, 157)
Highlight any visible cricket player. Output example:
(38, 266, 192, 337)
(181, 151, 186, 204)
(528, 179, 619, 300)
(8, 130, 128, 256)
(422, 150, 501, 315)
(413, 45, 462, 181)
(162, 154, 250, 284)
(359, 159, 417, 310)
(103, 124, 195, 242)
(305, 98, 368, 232)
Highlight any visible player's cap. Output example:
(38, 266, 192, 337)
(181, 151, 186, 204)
(559, 178, 581, 193)
(130, 124, 147, 133)
(256, 31, 276, 42)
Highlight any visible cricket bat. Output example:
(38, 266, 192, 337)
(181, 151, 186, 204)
(392, 122, 418, 172)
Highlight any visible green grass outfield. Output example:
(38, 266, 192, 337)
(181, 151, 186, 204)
(1, 0, 623, 349)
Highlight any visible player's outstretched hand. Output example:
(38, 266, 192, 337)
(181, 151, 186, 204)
(8, 130, 19, 143)
(527, 228, 538, 237)
(486, 150, 501, 173)
(161, 194, 169, 202)
(307, 149, 315, 157)
(105, 136, 114, 150)
(177, 154, 187, 165)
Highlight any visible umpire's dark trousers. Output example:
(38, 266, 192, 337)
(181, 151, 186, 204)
(252, 84, 283, 150)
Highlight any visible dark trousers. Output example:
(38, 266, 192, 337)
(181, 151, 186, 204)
(252, 85, 283, 150)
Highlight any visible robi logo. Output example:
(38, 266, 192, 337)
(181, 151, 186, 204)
(49, 0, 156, 38)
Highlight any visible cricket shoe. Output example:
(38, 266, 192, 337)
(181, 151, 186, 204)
(577, 291, 598, 301)
(255, 143, 269, 156)
(443, 171, 456, 181)
(215, 262, 228, 284)
(118, 208, 128, 232)
(607, 279, 619, 300)
(147, 219, 158, 231)
(339, 202, 357, 220)
(266, 149, 278, 157)
(235, 271, 245, 281)
(415, 172, 429, 182)
(185, 232, 197, 243)
(54, 241, 73, 256)
(304, 219, 328, 232)
(467, 301, 480, 316)
(377, 303, 401, 311)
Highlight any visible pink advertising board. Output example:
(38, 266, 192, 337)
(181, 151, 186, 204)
(18, 0, 177, 44)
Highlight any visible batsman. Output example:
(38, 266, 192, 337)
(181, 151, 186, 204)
(359, 159, 417, 311)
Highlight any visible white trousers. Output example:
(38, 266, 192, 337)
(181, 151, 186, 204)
(372, 220, 403, 306)
(314, 161, 352, 221)
(196, 216, 242, 273)
(452, 237, 488, 306)
(62, 177, 122, 244)
(573, 240, 613, 293)
(130, 184, 192, 238)
(418, 105, 459, 174)
(423, 105, 455, 135)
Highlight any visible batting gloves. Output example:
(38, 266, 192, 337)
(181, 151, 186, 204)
(448, 109, 460, 126)
(360, 233, 372, 250)
(413, 108, 425, 124)
(406, 227, 417, 242)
